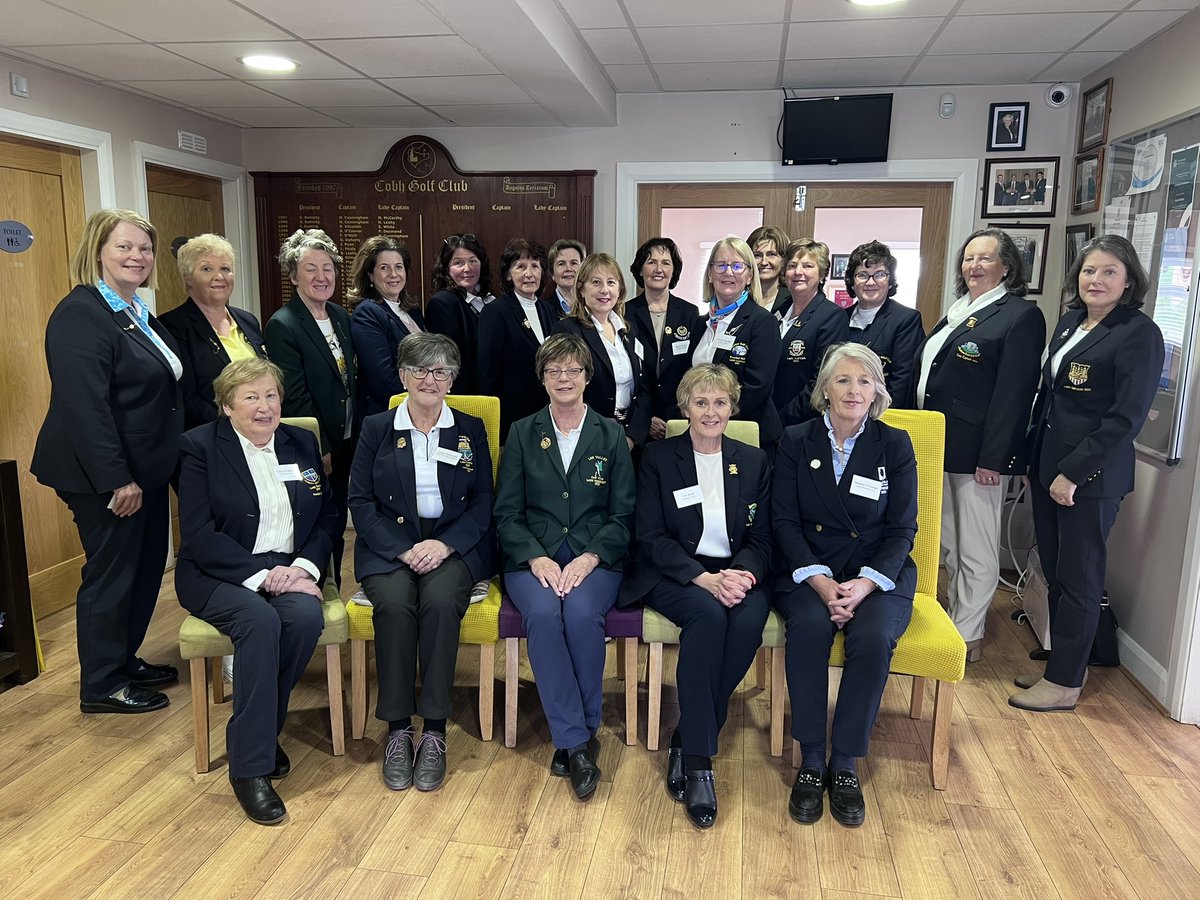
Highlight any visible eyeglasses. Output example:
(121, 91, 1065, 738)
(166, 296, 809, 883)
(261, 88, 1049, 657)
(710, 261, 749, 274)
(444, 233, 477, 246)
(404, 365, 454, 382)
(544, 366, 585, 380)
(854, 270, 890, 284)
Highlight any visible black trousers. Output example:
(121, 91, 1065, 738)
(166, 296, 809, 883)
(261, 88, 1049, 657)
(775, 582, 912, 757)
(328, 435, 356, 582)
(60, 485, 169, 700)
(1029, 477, 1122, 688)
(645, 577, 768, 757)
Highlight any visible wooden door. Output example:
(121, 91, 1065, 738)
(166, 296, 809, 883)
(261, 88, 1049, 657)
(145, 164, 224, 316)
(0, 134, 86, 618)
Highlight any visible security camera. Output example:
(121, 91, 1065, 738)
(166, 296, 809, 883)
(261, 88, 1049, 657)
(1045, 83, 1072, 109)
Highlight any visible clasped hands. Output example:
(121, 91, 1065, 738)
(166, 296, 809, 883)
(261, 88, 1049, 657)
(400, 539, 453, 575)
(530, 552, 600, 598)
(808, 573, 875, 628)
(694, 569, 756, 608)
(263, 565, 322, 598)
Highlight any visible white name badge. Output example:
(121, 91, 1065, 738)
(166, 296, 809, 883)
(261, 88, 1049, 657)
(714, 333, 736, 351)
(672, 340, 690, 356)
(433, 447, 463, 466)
(673, 485, 704, 508)
(274, 463, 303, 482)
(634, 339, 645, 360)
(850, 474, 883, 501)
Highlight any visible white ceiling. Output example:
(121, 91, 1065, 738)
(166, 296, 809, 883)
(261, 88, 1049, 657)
(1, 0, 1195, 128)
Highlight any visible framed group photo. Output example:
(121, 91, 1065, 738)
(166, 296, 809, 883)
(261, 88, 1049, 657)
(1079, 78, 1113, 152)
(1073, 149, 1105, 214)
(989, 223, 1049, 295)
(981, 157, 1059, 218)
(988, 102, 1029, 152)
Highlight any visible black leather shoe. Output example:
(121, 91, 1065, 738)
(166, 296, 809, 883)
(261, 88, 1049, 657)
(684, 770, 717, 828)
(80, 685, 169, 714)
(828, 769, 866, 828)
(551, 736, 599, 777)
(270, 743, 290, 780)
(789, 767, 827, 824)
(568, 747, 601, 799)
(666, 747, 685, 802)
(128, 658, 179, 687)
(229, 774, 287, 825)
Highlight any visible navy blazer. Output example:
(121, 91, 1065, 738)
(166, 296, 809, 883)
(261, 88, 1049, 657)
(771, 292, 851, 426)
(159, 297, 267, 430)
(916, 292, 1044, 474)
(845, 299, 925, 409)
(174, 420, 337, 612)
(264, 295, 358, 452)
(32, 284, 183, 494)
(424, 289, 482, 394)
(348, 406, 496, 583)
(620, 433, 771, 606)
(476, 292, 559, 441)
(692, 300, 784, 444)
(1029, 306, 1163, 497)
(552, 317, 654, 446)
(626, 293, 704, 420)
(350, 298, 427, 416)
(772, 417, 917, 597)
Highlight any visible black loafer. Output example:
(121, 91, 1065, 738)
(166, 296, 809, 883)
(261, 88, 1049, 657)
(230, 774, 287, 825)
(128, 658, 179, 688)
(270, 743, 290, 780)
(568, 747, 601, 800)
(684, 770, 717, 829)
(551, 736, 599, 777)
(666, 747, 685, 802)
(789, 767, 827, 824)
(828, 769, 865, 828)
(80, 685, 169, 715)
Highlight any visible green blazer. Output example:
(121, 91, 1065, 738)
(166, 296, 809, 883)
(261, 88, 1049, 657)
(494, 406, 635, 572)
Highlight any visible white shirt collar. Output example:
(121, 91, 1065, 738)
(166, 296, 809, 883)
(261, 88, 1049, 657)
(591, 311, 625, 333)
(233, 427, 277, 456)
(393, 398, 454, 431)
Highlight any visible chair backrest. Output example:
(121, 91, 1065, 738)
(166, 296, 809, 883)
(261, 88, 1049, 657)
(280, 416, 322, 451)
(665, 418, 761, 448)
(879, 408, 945, 599)
(388, 393, 502, 485)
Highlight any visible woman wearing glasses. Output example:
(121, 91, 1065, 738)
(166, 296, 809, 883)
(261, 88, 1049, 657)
(772, 239, 850, 426)
(348, 333, 496, 792)
(425, 234, 495, 394)
(842, 241, 924, 408)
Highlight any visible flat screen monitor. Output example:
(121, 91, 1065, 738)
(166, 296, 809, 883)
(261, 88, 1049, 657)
(782, 94, 893, 166)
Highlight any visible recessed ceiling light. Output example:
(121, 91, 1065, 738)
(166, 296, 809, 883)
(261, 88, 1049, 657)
(240, 55, 298, 73)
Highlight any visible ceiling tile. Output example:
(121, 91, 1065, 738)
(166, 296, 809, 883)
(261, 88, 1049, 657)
(120, 79, 297, 107)
(17, 43, 224, 81)
(783, 57, 918, 90)
(627, 0, 787, 26)
(605, 63, 659, 92)
(313, 36, 498, 77)
(654, 61, 779, 91)
(957, 0, 1126, 12)
(50, 0, 289, 42)
(379, 74, 530, 105)
(930, 13, 1115, 54)
(906, 52, 1063, 84)
(1034, 50, 1123, 81)
(168, 41, 362, 78)
(580, 29, 644, 65)
(0, 1, 137, 46)
(558, 0, 628, 29)
(430, 104, 561, 126)
(1131, 0, 1200, 9)
(249, 78, 412, 106)
(237, 0, 452, 38)
(1076, 10, 1189, 51)
(639, 24, 784, 63)
(202, 106, 347, 127)
(790, 0, 959, 20)
(786, 18, 942, 59)
(311, 106, 450, 127)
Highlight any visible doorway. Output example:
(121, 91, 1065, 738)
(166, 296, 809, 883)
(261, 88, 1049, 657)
(145, 164, 225, 316)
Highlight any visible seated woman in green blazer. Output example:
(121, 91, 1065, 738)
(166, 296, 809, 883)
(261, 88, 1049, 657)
(494, 333, 636, 801)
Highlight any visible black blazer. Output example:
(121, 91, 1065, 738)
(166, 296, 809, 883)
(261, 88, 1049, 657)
(174, 420, 337, 612)
(476, 292, 559, 441)
(626, 292, 704, 421)
(621, 433, 771, 606)
(350, 297, 426, 417)
(771, 292, 850, 426)
(552, 317, 654, 446)
(32, 284, 183, 494)
(771, 417, 918, 597)
(692, 300, 784, 443)
(494, 407, 635, 573)
(845, 298, 925, 409)
(1029, 306, 1163, 497)
(159, 297, 267, 430)
(916, 292, 1044, 474)
(424, 289, 481, 393)
(264, 296, 358, 452)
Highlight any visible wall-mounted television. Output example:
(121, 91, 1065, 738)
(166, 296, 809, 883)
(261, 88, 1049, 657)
(782, 93, 893, 166)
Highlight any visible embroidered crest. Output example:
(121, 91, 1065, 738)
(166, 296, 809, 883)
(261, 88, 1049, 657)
(300, 467, 323, 496)
(1067, 362, 1090, 386)
(747, 502, 757, 526)
(878, 354, 892, 370)
(788, 339, 806, 360)
(540, 436, 552, 450)
(457, 434, 475, 473)
(728, 464, 739, 476)
(584, 455, 608, 486)
(397, 436, 407, 449)
(730, 342, 749, 358)
(957, 341, 981, 359)
(675, 324, 690, 340)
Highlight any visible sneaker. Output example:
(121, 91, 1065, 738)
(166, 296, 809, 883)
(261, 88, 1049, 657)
(382, 727, 415, 790)
(413, 731, 447, 791)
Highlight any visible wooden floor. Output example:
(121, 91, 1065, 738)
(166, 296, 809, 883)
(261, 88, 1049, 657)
(2, 569, 1200, 900)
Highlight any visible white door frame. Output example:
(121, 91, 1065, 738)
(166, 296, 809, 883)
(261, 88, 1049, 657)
(0, 107, 116, 209)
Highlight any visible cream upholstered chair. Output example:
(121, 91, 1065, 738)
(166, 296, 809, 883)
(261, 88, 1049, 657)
(346, 394, 502, 742)
(177, 416, 347, 775)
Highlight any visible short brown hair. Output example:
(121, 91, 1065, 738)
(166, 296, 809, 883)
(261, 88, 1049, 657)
(1064, 234, 1150, 311)
(535, 333, 593, 382)
(676, 363, 741, 417)
(783, 239, 831, 286)
(213, 357, 285, 413)
(71, 208, 159, 291)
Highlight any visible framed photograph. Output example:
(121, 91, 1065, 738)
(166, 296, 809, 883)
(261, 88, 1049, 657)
(831, 254, 850, 279)
(990, 223, 1049, 294)
(988, 102, 1029, 152)
(1079, 78, 1113, 152)
(1065, 223, 1094, 272)
(1072, 149, 1104, 214)
(981, 156, 1059, 218)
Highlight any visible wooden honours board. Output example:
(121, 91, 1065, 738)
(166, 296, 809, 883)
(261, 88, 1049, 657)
(251, 135, 596, 317)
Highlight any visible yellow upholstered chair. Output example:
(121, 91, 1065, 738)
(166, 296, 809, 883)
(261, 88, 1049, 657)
(177, 416, 348, 775)
(347, 394, 502, 741)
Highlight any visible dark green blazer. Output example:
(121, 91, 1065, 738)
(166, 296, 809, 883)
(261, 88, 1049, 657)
(494, 406, 635, 572)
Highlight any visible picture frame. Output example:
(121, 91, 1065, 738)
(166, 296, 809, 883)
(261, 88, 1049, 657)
(989, 223, 1049, 294)
(1079, 78, 1113, 152)
(1065, 223, 1094, 272)
(981, 157, 1059, 218)
(1072, 149, 1104, 214)
(988, 102, 1029, 152)
(831, 254, 850, 280)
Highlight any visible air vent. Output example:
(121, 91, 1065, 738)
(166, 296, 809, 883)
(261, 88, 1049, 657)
(177, 130, 208, 155)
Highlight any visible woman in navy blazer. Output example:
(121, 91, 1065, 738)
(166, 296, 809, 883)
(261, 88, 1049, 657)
(32, 209, 183, 716)
(349, 333, 495, 792)
(772, 344, 918, 829)
(349, 236, 427, 416)
(1011, 236, 1164, 712)
(175, 357, 338, 825)
(621, 364, 771, 829)
(423, 234, 495, 395)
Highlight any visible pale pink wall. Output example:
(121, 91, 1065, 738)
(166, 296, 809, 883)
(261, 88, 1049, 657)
(660, 206, 763, 310)
(813, 207, 923, 257)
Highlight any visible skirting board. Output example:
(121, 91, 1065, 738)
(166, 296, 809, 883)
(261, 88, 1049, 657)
(1117, 627, 1170, 709)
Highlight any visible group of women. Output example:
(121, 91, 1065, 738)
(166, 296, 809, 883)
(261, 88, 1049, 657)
(33, 207, 1162, 831)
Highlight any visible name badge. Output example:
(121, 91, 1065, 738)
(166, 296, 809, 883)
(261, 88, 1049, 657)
(850, 474, 883, 501)
(634, 339, 645, 360)
(433, 447, 463, 466)
(672, 340, 690, 356)
(673, 485, 703, 508)
(274, 463, 302, 482)
(714, 333, 736, 351)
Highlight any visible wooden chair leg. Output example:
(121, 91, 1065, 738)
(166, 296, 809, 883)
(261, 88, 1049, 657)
(909, 675, 927, 720)
(646, 642, 663, 752)
(350, 639, 368, 741)
(210, 656, 226, 704)
(478, 642, 495, 742)
(504, 637, 519, 748)
(326, 644, 345, 757)
(770, 647, 785, 757)
(930, 680, 954, 790)
(191, 657, 210, 774)
(791, 740, 801, 769)
(623, 637, 637, 746)
(755, 646, 767, 689)
(616, 637, 626, 678)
